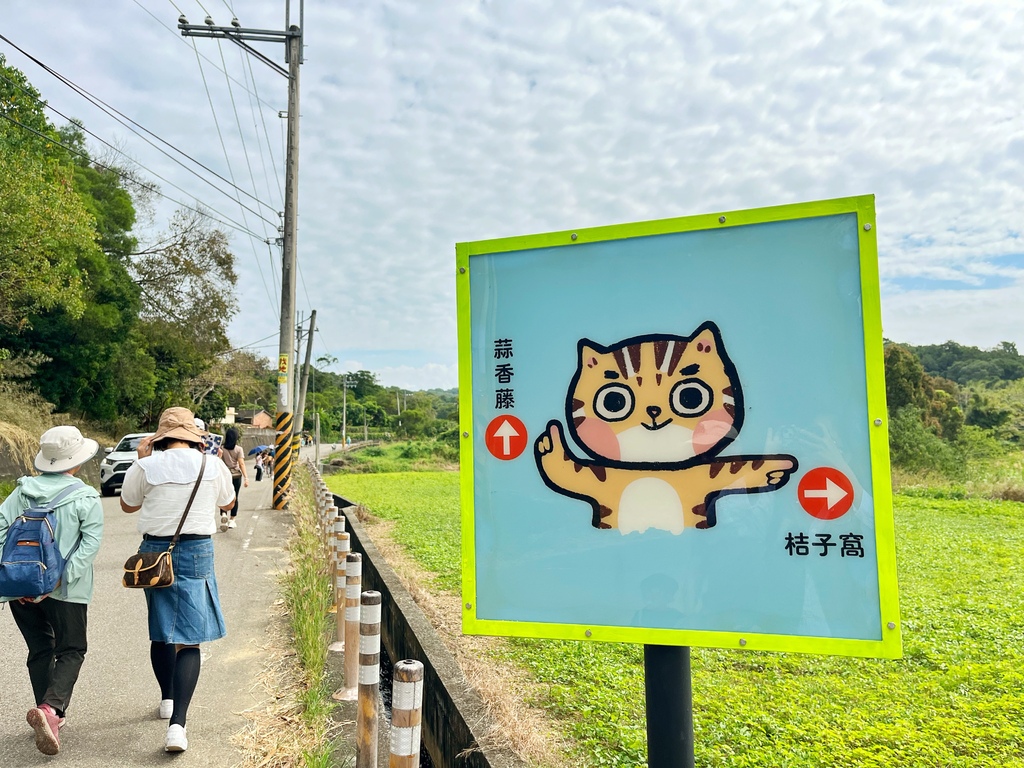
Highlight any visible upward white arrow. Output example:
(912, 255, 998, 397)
(803, 478, 848, 509)
(493, 419, 520, 455)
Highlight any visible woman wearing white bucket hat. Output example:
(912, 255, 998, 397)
(0, 425, 103, 756)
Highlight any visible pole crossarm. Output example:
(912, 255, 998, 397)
(178, 24, 300, 39)
(178, 24, 296, 76)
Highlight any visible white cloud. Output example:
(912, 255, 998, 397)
(4, 0, 1023, 390)
(883, 278, 1024, 351)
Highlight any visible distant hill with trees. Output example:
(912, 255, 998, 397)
(884, 339, 1024, 477)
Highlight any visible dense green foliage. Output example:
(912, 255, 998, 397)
(284, 468, 342, 766)
(300, 367, 458, 442)
(911, 340, 1024, 385)
(885, 341, 1024, 482)
(0, 58, 239, 430)
(327, 469, 1024, 767)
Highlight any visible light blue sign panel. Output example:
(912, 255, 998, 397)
(458, 197, 901, 658)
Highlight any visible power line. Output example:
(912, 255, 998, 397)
(298, 262, 314, 312)
(1, 32, 281, 315)
(217, 39, 267, 234)
(0, 71, 274, 228)
(265, 239, 281, 303)
(0, 32, 278, 220)
(0, 110, 266, 241)
(214, 34, 282, 310)
(191, 37, 279, 314)
(138, 0, 279, 112)
(230, 331, 279, 352)
(244, 45, 284, 210)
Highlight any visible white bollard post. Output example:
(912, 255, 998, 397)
(356, 591, 382, 768)
(333, 552, 361, 700)
(389, 660, 424, 768)
(328, 531, 350, 653)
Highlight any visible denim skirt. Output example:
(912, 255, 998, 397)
(139, 537, 227, 644)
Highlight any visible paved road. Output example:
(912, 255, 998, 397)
(0, 460, 292, 766)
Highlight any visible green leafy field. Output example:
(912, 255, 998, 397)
(328, 470, 1024, 767)
(326, 440, 458, 475)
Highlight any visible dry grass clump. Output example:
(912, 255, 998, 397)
(983, 481, 1024, 503)
(0, 420, 38, 475)
(232, 601, 347, 767)
(0, 386, 121, 479)
(232, 613, 331, 767)
(366, 517, 570, 768)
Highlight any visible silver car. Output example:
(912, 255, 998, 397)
(99, 432, 154, 496)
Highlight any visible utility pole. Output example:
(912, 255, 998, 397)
(179, 7, 302, 510)
(296, 309, 317, 438)
(294, 311, 305, 414)
(342, 374, 348, 445)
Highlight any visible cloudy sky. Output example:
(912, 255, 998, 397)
(4, 1, 1022, 390)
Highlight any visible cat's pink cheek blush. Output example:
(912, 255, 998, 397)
(693, 412, 733, 451)
(576, 419, 620, 460)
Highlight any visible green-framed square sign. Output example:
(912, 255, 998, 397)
(456, 195, 901, 658)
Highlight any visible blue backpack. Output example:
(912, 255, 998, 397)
(0, 482, 83, 598)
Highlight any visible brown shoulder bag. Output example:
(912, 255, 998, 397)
(123, 454, 207, 589)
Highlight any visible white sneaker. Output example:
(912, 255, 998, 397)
(219, 513, 229, 532)
(159, 699, 173, 719)
(228, 519, 237, 529)
(165, 724, 188, 752)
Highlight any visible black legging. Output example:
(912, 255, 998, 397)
(230, 475, 242, 517)
(150, 642, 201, 727)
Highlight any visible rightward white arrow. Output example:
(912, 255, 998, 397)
(493, 419, 520, 455)
(803, 478, 848, 509)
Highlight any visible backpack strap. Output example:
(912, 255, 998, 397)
(39, 480, 85, 512)
(30, 479, 87, 572)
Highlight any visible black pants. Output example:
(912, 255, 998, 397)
(9, 599, 88, 715)
(230, 474, 242, 517)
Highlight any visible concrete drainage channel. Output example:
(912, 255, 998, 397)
(329, 494, 526, 768)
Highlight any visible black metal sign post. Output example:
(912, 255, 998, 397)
(644, 645, 695, 768)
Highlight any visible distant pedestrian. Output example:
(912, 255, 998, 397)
(119, 407, 235, 753)
(217, 428, 248, 531)
(0, 426, 103, 755)
(254, 451, 264, 482)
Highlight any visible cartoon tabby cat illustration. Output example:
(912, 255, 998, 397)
(535, 322, 798, 534)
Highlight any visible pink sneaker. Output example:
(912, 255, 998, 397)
(27, 704, 60, 755)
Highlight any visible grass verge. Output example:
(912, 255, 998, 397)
(892, 450, 1024, 502)
(282, 465, 338, 766)
(328, 469, 1024, 768)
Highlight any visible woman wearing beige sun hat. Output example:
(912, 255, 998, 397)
(119, 407, 235, 753)
(0, 425, 103, 756)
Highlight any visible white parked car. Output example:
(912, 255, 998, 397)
(99, 432, 154, 496)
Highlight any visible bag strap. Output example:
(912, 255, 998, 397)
(168, 454, 208, 550)
(36, 480, 85, 515)
(27, 480, 85, 571)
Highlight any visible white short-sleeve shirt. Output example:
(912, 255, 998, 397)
(121, 449, 236, 536)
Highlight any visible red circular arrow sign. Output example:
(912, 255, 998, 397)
(798, 467, 855, 520)
(485, 415, 528, 461)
